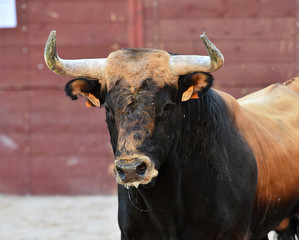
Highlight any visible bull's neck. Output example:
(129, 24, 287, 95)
(178, 89, 233, 165)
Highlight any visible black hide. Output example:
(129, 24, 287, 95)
(65, 73, 258, 240)
(105, 75, 258, 240)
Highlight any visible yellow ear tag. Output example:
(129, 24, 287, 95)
(87, 93, 100, 107)
(80, 92, 100, 107)
(190, 92, 199, 99)
(85, 101, 93, 108)
(182, 85, 194, 102)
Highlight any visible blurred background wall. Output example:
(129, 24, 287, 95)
(0, 0, 298, 195)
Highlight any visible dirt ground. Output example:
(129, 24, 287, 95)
(0, 194, 120, 240)
(0, 194, 276, 240)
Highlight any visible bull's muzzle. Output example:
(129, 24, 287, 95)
(113, 156, 158, 188)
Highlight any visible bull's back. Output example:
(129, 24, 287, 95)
(236, 77, 299, 238)
(238, 77, 299, 143)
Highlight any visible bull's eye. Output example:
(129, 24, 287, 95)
(163, 103, 171, 111)
(163, 103, 175, 112)
(156, 102, 175, 122)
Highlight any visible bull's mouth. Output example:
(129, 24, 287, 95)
(113, 155, 158, 188)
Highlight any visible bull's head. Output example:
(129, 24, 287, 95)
(44, 31, 224, 188)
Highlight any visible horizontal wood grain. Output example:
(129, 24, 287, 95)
(146, 17, 296, 41)
(27, 1, 127, 24)
(144, 0, 296, 19)
(0, 0, 297, 195)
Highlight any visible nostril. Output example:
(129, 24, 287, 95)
(116, 166, 125, 180)
(136, 162, 147, 176)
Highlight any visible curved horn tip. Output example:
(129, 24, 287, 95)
(50, 30, 56, 37)
(200, 33, 210, 41)
(44, 30, 58, 70)
(45, 30, 57, 47)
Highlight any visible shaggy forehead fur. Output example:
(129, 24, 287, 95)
(103, 48, 178, 91)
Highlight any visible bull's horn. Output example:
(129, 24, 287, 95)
(44, 30, 106, 79)
(169, 34, 224, 75)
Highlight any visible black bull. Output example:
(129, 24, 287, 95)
(64, 71, 299, 240)
(44, 32, 299, 240)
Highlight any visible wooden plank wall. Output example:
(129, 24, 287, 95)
(0, 0, 127, 194)
(144, 0, 298, 96)
(0, 0, 298, 195)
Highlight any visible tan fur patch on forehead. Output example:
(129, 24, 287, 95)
(104, 48, 178, 91)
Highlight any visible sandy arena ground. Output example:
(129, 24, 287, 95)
(0, 194, 277, 240)
(0, 195, 120, 240)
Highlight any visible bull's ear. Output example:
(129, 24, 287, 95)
(180, 72, 213, 102)
(64, 78, 105, 108)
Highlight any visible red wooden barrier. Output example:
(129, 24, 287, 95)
(0, 0, 298, 194)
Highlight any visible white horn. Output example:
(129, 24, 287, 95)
(169, 34, 224, 75)
(44, 30, 106, 79)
